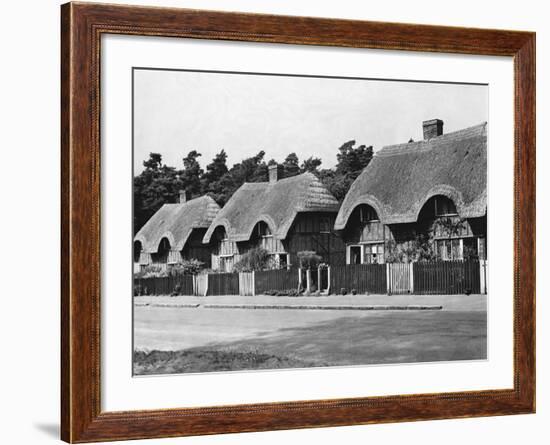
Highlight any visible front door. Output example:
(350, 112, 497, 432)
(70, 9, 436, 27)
(349, 246, 362, 264)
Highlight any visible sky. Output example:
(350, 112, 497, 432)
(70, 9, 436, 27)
(133, 68, 488, 174)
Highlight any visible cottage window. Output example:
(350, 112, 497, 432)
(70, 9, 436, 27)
(436, 238, 462, 261)
(463, 237, 479, 260)
(257, 221, 272, 238)
(360, 206, 379, 222)
(278, 253, 289, 269)
(219, 256, 233, 273)
(364, 243, 385, 264)
(435, 196, 458, 217)
(478, 237, 487, 260)
(133, 241, 142, 263)
(219, 239, 234, 257)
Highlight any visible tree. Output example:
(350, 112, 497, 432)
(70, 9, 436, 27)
(335, 140, 373, 179)
(133, 152, 183, 233)
(201, 150, 229, 202)
(314, 141, 374, 202)
(282, 152, 300, 178)
(211, 151, 269, 206)
(300, 156, 322, 173)
(142, 152, 162, 170)
(179, 150, 203, 198)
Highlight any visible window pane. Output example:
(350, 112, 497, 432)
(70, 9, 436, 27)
(451, 239, 461, 260)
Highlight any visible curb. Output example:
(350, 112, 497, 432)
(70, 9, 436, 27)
(134, 303, 201, 309)
(203, 304, 442, 311)
(135, 303, 442, 311)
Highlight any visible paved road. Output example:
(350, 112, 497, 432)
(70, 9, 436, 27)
(134, 294, 487, 373)
(135, 303, 486, 355)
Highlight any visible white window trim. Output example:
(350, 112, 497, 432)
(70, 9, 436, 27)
(347, 244, 364, 265)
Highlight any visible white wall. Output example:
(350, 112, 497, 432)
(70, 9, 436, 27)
(0, 0, 547, 444)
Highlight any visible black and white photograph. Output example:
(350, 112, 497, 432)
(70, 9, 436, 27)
(132, 68, 488, 376)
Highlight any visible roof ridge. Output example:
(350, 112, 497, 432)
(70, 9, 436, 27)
(378, 122, 487, 157)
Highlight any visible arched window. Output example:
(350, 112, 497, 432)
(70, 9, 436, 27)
(434, 196, 457, 217)
(418, 195, 458, 221)
(133, 240, 142, 263)
(358, 204, 379, 223)
(255, 221, 272, 238)
(153, 237, 171, 264)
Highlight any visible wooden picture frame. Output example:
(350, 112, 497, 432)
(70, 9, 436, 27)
(61, 2, 535, 442)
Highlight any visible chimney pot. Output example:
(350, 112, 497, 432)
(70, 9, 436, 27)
(179, 190, 187, 203)
(422, 119, 444, 140)
(268, 164, 282, 183)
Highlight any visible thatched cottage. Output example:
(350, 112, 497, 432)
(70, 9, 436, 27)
(134, 193, 221, 271)
(334, 120, 487, 264)
(203, 166, 345, 272)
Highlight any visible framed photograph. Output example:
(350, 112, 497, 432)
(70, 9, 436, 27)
(61, 2, 535, 442)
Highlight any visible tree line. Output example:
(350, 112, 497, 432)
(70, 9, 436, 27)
(134, 141, 373, 233)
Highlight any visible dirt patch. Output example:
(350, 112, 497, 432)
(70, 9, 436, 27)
(133, 348, 327, 375)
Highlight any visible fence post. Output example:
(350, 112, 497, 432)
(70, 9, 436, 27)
(386, 263, 391, 295)
(327, 266, 331, 295)
(252, 270, 256, 297)
(409, 262, 415, 294)
(306, 269, 311, 293)
(480, 260, 487, 294)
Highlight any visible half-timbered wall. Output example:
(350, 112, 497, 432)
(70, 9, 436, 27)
(342, 200, 487, 263)
(286, 212, 346, 266)
(181, 228, 212, 267)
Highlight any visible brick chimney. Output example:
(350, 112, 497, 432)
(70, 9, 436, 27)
(179, 190, 187, 203)
(268, 164, 283, 183)
(422, 119, 444, 140)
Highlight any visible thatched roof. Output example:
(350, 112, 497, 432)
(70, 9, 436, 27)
(335, 122, 487, 230)
(135, 196, 220, 253)
(203, 172, 340, 243)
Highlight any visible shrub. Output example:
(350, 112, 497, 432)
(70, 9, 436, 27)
(135, 264, 169, 278)
(133, 284, 142, 296)
(297, 251, 322, 270)
(234, 247, 271, 272)
(341, 287, 348, 295)
(351, 289, 357, 295)
(170, 284, 182, 297)
(170, 259, 204, 276)
(288, 289, 299, 297)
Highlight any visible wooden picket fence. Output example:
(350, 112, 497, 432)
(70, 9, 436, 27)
(330, 264, 387, 295)
(207, 272, 240, 296)
(239, 272, 255, 296)
(194, 274, 208, 296)
(134, 274, 194, 296)
(134, 261, 486, 297)
(387, 263, 412, 295)
(413, 260, 481, 295)
(255, 268, 300, 294)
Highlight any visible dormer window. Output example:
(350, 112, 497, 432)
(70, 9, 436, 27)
(435, 196, 458, 217)
(257, 222, 272, 238)
(360, 205, 379, 223)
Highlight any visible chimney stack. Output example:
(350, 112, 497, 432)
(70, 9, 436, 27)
(179, 190, 187, 203)
(268, 164, 283, 183)
(422, 119, 444, 140)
